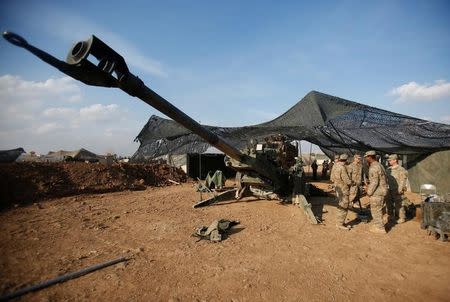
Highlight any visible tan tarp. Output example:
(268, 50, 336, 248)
(41, 148, 105, 162)
(407, 150, 450, 195)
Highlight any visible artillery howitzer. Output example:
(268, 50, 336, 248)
(2, 32, 318, 224)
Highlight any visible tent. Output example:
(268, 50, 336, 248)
(44, 148, 104, 162)
(131, 91, 450, 193)
(0, 148, 25, 163)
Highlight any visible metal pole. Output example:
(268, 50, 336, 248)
(0, 257, 128, 301)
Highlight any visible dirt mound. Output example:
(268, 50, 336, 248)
(0, 162, 186, 208)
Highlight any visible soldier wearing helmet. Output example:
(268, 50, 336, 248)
(347, 154, 363, 207)
(334, 153, 353, 230)
(364, 150, 388, 234)
(329, 154, 340, 183)
(386, 154, 409, 224)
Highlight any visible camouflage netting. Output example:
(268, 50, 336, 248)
(132, 91, 450, 161)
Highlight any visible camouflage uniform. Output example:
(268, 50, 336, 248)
(334, 159, 352, 226)
(386, 157, 409, 222)
(311, 160, 318, 180)
(347, 160, 363, 204)
(366, 158, 388, 230)
(330, 165, 336, 183)
(329, 155, 339, 183)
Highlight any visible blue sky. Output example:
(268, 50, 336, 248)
(1, 0, 449, 156)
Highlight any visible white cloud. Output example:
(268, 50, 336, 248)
(43, 107, 77, 119)
(0, 75, 140, 155)
(0, 75, 82, 103)
(68, 95, 82, 103)
(40, 103, 124, 126)
(0, 75, 82, 130)
(41, 104, 123, 130)
(390, 80, 450, 103)
(35, 122, 62, 134)
(79, 104, 120, 122)
(440, 115, 450, 124)
(419, 116, 432, 122)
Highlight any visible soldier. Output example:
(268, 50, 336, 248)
(386, 154, 409, 223)
(334, 153, 353, 230)
(329, 154, 339, 183)
(347, 154, 363, 207)
(311, 159, 318, 180)
(364, 150, 388, 233)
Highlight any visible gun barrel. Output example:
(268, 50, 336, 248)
(119, 74, 284, 184)
(120, 73, 244, 161)
(122, 75, 283, 182)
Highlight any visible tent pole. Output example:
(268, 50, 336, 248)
(199, 152, 202, 179)
(298, 140, 302, 157)
(308, 142, 312, 173)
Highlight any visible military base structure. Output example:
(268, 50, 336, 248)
(1, 147, 114, 164)
(2, 19, 450, 302)
(131, 91, 450, 194)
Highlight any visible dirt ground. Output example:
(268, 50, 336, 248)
(0, 179, 449, 302)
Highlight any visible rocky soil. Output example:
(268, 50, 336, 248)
(0, 162, 186, 208)
(0, 179, 449, 301)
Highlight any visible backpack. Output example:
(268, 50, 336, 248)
(194, 219, 240, 242)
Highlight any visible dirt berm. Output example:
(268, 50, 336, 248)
(0, 162, 186, 208)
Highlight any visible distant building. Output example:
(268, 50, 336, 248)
(15, 148, 113, 164)
(148, 146, 228, 179)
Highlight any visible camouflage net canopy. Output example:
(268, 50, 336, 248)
(132, 91, 450, 161)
